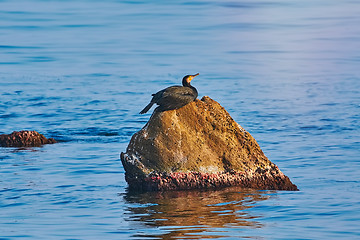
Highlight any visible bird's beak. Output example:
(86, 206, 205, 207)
(189, 73, 199, 81)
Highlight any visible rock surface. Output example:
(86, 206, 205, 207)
(0, 130, 57, 147)
(121, 96, 298, 191)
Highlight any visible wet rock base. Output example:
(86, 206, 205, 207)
(122, 153, 298, 191)
(0, 130, 57, 147)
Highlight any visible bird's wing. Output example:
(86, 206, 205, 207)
(162, 86, 194, 97)
(153, 86, 195, 108)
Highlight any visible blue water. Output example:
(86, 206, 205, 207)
(1, 0, 359, 239)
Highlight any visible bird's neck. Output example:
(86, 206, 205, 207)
(183, 81, 198, 97)
(183, 81, 195, 90)
(182, 80, 197, 97)
(182, 79, 190, 87)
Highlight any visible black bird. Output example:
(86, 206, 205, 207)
(140, 73, 199, 114)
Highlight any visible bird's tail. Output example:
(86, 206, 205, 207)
(140, 102, 154, 114)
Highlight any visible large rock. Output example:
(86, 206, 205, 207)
(121, 96, 298, 191)
(0, 130, 57, 147)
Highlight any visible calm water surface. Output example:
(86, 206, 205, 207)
(1, 0, 359, 239)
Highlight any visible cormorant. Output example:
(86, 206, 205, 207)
(140, 73, 199, 114)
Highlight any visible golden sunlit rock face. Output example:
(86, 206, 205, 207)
(121, 96, 298, 191)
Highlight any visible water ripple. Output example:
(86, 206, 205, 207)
(1, 0, 360, 239)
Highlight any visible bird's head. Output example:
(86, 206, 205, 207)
(182, 73, 199, 86)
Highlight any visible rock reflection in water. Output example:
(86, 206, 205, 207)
(123, 187, 271, 239)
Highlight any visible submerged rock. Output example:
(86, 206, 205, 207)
(0, 130, 57, 147)
(121, 96, 298, 191)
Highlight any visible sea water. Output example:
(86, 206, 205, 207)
(1, 0, 359, 239)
